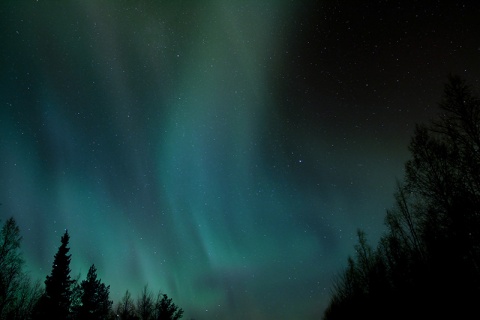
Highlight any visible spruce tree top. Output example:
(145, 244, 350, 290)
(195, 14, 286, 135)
(45, 229, 73, 302)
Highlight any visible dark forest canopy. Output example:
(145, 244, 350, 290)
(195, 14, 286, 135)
(0, 220, 183, 320)
(323, 75, 480, 319)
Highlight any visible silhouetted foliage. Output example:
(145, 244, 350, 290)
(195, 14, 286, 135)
(115, 287, 184, 320)
(0, 216, 184, 320)
(0, 217, 41, 319)
(155, 293, 183, 320)
(34, 230, 75, 320)
(69, 273, 83, 318)
(77, 264, 113, 320)
(324, 75, 480, 319)
(116, 290, 138, 320)
(0, 217, 24, 318)
(137, 285, 155, 320)
(7, 277, 43, 320)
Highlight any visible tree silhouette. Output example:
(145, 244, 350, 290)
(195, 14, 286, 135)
(7, 276, 43, 320)
(137, 285, 154, 320)
(402, 75, 480, 318)
(155, 293, 183, 320)
(69, 273, 83, 318)
(116, 290, 138, 320)
(324, 76, 480, 319)
(0, 217, 41, 319)
(36, 230, 74, 320)
(78, 264, 112, 320)
(0, 217, 24, 317)
(0, 219, 187, 319)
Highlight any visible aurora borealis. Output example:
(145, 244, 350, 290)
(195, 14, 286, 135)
(1, 1, 478, 319)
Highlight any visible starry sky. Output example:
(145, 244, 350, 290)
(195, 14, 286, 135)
(0, 1, 479, 319)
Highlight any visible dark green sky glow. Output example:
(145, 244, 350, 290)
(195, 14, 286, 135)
(1, 1, 478, 319)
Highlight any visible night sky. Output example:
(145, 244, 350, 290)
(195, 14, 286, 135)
(1, 1, 479, 319)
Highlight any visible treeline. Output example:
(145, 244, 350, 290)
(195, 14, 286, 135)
(0, 220, 183, 320)
(323, 75, 480, 319)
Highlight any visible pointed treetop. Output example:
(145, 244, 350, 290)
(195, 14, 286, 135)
(62, 229, 69, 240)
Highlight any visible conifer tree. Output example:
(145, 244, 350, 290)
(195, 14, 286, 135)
(155, 293, 183, 320)
(42, 230, 74, 320)
(78, 264, 112, 320)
